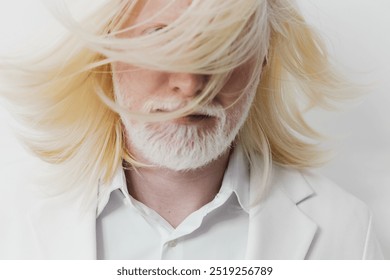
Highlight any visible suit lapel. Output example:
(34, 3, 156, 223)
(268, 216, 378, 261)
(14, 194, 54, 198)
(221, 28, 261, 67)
(29, 167, 125, 259)
(30, 190, 97, 259)
(245, 163, 318, 259)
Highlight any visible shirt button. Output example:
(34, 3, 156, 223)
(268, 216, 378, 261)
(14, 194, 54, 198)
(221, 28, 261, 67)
(168, 240, 178, 247)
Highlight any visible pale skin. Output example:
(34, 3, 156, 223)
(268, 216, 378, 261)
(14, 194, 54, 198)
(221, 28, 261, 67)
(124, 150, 230, 228)
(113, 0, 256, 228)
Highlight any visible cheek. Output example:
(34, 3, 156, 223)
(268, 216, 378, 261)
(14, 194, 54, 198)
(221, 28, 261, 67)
(112, 63, 161, 110)
(113, 63, 145, 93)
(216, 61, 256, 109)
(225, 91, 252, 124)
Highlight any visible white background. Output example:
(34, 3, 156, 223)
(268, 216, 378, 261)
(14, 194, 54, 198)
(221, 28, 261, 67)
(0, 0, 389, 259)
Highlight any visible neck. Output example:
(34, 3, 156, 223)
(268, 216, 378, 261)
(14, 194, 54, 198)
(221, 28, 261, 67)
(125, 149, 231, 228)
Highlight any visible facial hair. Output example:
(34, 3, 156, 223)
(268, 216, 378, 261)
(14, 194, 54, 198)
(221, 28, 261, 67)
(121, 91, 255, 171)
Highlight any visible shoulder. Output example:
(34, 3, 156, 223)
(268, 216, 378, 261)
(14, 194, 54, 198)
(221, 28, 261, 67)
(272, 165, 368, 216)
(272, 166, 382, 259)
(298, 169, 369, 218)
(271, 165, 372, 235)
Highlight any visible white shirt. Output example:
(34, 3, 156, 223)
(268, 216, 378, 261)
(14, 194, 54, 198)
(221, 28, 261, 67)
(96, 146, 250, 259)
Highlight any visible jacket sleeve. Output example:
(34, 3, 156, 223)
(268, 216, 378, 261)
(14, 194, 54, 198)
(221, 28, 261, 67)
(363, 213, 384, 259)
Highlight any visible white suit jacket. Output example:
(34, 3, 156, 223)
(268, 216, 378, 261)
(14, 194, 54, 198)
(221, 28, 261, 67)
(0, 156, 383, 259)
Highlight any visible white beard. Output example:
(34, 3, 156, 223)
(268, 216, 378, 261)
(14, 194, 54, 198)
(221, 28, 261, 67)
(121, 91, 255, 171)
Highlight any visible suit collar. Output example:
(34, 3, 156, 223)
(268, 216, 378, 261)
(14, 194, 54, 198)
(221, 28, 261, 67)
(245, 160, 318, 259)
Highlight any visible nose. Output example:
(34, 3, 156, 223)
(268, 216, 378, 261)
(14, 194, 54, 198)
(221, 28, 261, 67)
(168, 73, 206, 97)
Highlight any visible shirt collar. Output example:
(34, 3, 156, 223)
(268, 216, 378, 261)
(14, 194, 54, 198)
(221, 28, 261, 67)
(97, 143, 250, 217)
(96, 166, 127, 217)
(219, 143, 250, 213)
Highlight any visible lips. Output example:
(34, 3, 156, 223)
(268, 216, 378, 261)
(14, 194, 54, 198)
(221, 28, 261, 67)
(187, 114, 211, 121)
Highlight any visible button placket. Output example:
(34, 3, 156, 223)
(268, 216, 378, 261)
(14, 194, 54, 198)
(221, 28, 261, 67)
(167, 239, 178, 248)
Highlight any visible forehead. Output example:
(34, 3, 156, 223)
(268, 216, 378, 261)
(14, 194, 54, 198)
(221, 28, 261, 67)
(130, 0, 192, 25)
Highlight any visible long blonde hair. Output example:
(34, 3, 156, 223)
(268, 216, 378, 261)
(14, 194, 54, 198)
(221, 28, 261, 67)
(0, 0, 347, 199)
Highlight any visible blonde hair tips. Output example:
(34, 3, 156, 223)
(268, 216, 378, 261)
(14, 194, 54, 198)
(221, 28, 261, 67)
(0, 0, 348, 202)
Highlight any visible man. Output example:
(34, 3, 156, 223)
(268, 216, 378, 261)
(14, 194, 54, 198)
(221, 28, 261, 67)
(0, 0, 383, 259)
